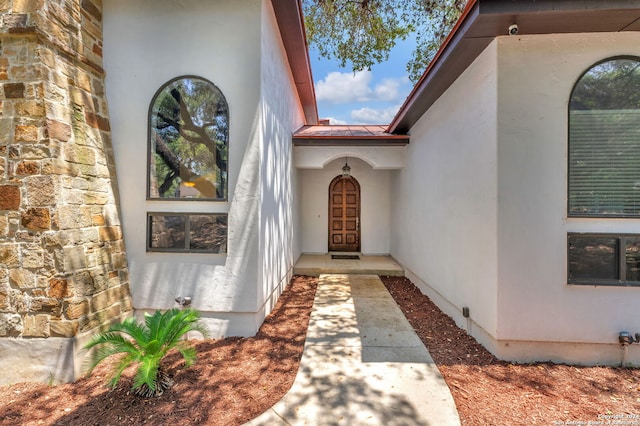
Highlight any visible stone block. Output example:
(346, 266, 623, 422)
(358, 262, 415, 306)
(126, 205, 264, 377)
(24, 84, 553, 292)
(111, 252, 127, 270)
(0, 313, 23, 336)
(103, 204, 120, 226)
(0, 244, 19, 267)
(81, 0, 102, 21)
(80, 304, 120, 333)
(16, 100, 45, 117)
(15, 160, 40, 175)
(25, 176, 55, 205)
(23, 314, 50, 337)
(3, 82, 25, 98)
(41, 158, 71, 176)
(0, 118, 12, 143)
(0, 215, 8, 237)
(9, 268, 35, 289)
(91, 214, 105, 226)
(47, 119, 71, 142)
(14, 125, 38, 142)
(99, 225, 121, 242)
(69, 271, 94, 297)
(21, 207, 51, 231)
(84, 112, 109, 131)
(63, 246, 87, 271)
(91, 286, 120, 312)
(0, 185, 20, 210)
(84, 191, 109, 205)
(65, 300, 89, 320)
(21, 145, 50, 160)
(0, 57, 8, 80)
(56, 205, 91, 229)
(2, 14, 28, 29)
(21, 246, 44, 268)
(8, 145, 20, 159)
(13, 0, 44, 13)
(89, 269, 109, 293)
(30, 297, 62, 315)
(63, 144, 95, 165)
(49, 277, 72, 299)
(50, 319, 78, 337)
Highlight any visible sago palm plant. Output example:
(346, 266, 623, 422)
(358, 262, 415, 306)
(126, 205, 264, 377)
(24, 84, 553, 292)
(84, 308, 209, 398)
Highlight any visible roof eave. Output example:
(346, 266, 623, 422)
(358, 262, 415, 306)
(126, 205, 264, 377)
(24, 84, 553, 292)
(271, 0, 319, 125)
(388, 0, 640, 134)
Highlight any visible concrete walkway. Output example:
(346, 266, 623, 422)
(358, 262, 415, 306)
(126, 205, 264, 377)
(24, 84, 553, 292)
(246, 274, 460, 426)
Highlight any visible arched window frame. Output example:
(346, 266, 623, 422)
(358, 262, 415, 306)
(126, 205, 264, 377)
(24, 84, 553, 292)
(145, 76, 229, 254)
(568, 56, 640, 218)
(147, 75, 229, 201)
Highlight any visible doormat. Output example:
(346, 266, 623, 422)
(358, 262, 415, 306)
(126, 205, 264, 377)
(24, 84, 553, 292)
(331, 254, 360, 260)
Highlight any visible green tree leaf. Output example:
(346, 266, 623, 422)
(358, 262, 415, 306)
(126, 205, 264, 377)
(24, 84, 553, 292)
(303, 0, 468, 83)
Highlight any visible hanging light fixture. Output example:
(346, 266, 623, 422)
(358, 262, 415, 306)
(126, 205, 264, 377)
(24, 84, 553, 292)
(342, 157, 351, 177)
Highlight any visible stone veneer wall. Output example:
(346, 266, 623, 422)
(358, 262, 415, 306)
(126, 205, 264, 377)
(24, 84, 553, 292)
(0, 0, 132, 384)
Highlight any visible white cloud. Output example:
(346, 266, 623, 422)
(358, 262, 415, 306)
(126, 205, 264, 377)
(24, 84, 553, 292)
(374, 77, 410, 102)
(315, 72, 409, 104)
(350, 105, 402, 124)
(316, 71, 373, 104)
(326, 117, 348, 125)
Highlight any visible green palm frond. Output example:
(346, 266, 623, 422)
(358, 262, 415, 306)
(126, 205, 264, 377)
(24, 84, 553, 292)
(83, 307, 209, 397)
(133, 355, 161, 392)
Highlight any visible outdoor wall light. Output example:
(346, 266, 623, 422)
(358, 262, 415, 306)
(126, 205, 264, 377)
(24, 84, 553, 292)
(342, 158, 351, 177)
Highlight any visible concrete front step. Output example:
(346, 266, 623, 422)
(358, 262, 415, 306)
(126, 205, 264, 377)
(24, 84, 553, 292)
(293, 254, 404, 277)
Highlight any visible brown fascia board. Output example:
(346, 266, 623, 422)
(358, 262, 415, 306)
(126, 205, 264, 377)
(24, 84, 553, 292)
(388, 0, 640, 134)
(271, 0, 319, 125)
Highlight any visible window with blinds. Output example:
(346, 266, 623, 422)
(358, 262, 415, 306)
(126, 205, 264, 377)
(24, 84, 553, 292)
(568, 58, 640, 217)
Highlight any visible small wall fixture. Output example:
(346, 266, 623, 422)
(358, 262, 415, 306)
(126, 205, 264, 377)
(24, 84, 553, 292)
(175, 296, 192, 307)
(342, 158, 351, 177)
(508, 24, 519, 35)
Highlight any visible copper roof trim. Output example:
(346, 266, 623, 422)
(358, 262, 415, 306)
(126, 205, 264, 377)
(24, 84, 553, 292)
(294, 125, 410, 146)
(271, 0, 318, 125)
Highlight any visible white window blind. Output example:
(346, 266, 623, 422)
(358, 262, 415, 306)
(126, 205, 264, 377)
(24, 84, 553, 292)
(569, 109, 640, 216)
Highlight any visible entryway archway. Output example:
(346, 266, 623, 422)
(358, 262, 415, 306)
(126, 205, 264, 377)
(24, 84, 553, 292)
(328, 175, 360, 252)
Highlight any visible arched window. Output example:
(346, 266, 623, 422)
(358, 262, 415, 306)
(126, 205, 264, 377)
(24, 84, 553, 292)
(146, 76, 229, 254)
(148, 76, 229, 200)
(568, 57, 640, 217)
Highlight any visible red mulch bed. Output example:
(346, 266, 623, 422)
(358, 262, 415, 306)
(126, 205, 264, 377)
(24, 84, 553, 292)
(1, 274, 639, 425)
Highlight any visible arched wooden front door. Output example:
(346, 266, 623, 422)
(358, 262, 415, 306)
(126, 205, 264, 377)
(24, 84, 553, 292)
(328, 175, 360, 252)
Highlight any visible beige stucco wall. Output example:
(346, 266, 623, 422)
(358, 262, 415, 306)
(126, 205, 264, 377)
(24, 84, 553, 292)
(103, 0, 303, 337)
(257, 0, 306, 320)
(391, 40, 499, 344)
(494, 32, 640, 364)
(394, 31, 640, 365)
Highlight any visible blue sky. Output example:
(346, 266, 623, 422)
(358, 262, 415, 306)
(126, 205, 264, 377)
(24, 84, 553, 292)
(309, 37, 417, 125)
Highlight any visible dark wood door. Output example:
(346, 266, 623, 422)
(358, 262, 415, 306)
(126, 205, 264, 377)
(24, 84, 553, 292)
(328, 175, 360, 252)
